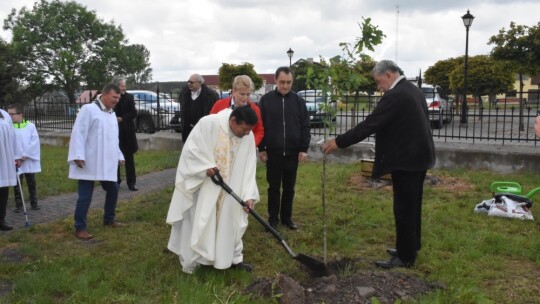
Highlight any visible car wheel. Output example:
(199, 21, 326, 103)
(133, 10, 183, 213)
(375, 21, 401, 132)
(174, 127, 182, 133)
(137, 116, 156, 134)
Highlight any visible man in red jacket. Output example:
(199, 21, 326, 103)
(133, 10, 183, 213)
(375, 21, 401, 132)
(210, 75, 264, 146)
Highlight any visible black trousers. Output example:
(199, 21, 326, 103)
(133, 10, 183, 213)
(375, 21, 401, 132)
(266, 152, 299, 223)
(13, 173, 38, 208)
(391, 170, 427, 263)
(0, 187, 8, 222)
(118, 152, 136, 187)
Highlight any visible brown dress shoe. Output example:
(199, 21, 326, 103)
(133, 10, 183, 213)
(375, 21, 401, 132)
(104, 220, 127, 228)
(75, 230, 94, 240)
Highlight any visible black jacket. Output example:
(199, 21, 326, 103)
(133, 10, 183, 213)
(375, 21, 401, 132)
(114, 92, 139, 154)
(335, 78, 435, 177)
(179, 83, 218, 138)
(258, 89, 311, 155)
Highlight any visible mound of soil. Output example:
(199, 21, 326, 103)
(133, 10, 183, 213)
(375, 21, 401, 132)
(245, 259, 442, 303)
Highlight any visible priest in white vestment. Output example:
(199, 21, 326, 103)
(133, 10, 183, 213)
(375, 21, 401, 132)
(68, 84, 125, 240)
(8, 103, 42, 211)
(167, 106, 260, 273)
(0, 108, 22, 230)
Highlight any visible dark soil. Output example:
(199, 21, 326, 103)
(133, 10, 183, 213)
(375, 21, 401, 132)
(245, 258, 442, 303)
(244, 174, 456, 303)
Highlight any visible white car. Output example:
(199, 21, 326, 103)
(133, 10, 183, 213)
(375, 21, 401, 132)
(297, 90, 335, 127)
(420, 84, 454, 129)
(127, 90, 181, 133)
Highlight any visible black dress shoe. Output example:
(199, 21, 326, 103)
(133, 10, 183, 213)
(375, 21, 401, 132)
(375, 257, 413, 269)
(282, 220, 298, 230)
(0, 222, 13, 231)
(31, 205, 40, 210)
(232, 262, 253, 272)
(386, 248, 398, 257)
(128, 185, 138, 191)
(13, 207, 22, 213)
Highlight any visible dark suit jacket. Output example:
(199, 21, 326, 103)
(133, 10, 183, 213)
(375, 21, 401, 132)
(335, 78, 435, 177)
(114, 92, 139, 154)
(179, 83, 219, 140)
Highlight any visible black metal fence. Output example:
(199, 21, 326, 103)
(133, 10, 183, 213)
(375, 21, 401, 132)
(309, 91, 539, 146)
(5, 90, 540, 146)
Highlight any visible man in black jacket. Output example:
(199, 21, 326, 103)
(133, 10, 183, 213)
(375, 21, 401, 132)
(258, 67, 311, 230)
(179, 74, 219, 142)
(113, 77, 139, 191)
(322, 60, 435, 269)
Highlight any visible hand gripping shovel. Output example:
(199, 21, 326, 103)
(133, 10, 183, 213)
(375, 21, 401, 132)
(210, 171, 328, 276)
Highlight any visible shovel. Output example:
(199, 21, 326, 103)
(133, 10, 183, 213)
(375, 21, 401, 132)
(210, 171, 328, 276)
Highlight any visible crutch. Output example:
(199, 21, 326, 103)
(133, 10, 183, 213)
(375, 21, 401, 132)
(15, 169, 31, 227)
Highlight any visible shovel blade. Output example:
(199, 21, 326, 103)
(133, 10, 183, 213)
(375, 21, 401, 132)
(294, 253, 328, 277)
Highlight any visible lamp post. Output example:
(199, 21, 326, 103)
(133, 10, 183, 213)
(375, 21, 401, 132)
(287, 47, 294, 67)
(460, 9, 474, 127)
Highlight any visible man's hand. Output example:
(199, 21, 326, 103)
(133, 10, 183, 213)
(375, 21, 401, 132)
(119, 160, 125, 166)
(298, 152, 307, 162)
(206, 167, 218, 177)
(258, 151, 267, 163)
(244, 199, 254, 213)
(322, 139, 338, 155)
(14, 159, 22, 168)
(74, 159, 85, 168)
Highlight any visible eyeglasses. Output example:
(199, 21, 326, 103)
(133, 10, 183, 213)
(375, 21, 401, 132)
(187, 81, 199, 85)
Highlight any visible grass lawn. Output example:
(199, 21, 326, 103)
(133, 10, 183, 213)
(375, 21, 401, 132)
(1, 146, 539, 303)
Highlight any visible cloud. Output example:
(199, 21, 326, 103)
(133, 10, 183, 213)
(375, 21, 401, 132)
(1, 0, 539, 84)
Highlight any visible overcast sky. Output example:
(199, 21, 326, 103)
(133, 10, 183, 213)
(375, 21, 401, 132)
(1, 0, 539, 83)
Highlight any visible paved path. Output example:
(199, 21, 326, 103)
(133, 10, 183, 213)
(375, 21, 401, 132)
(2, 168, 176, 231)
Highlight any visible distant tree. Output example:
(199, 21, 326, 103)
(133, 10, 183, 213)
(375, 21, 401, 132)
(292, 59, 324, 92)
(0, 38, 24, 106)
(122, 44, 153, 86)
(488, 21, 540, 130)
(449, 55, 514, 99)
(218, 63, 263, 91)
(424, 57, 463, 93)
(4, 0, 152, 103)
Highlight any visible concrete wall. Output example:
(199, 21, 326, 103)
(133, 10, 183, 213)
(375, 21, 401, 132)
(40, 131, 539, 174)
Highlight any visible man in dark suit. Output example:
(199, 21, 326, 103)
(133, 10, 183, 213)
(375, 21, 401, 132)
(179, 74, 219, 142)
(113, 77, 139, 191)
(322, 60, 435, 269)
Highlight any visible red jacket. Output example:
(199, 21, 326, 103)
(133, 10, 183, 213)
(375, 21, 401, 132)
(210, 97, 264, 146)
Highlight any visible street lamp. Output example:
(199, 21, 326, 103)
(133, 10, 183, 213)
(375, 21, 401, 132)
(460, 9, 474, 127)
(287, 47, 294, 67)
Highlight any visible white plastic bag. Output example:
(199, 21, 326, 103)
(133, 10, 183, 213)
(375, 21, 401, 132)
(474, 195, 534, 221)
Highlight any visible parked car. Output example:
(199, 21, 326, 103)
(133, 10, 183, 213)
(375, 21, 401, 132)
(127, 90, 181, 134)
(420, 84, 454, 129)
(297, 90, 336, 127)
(249, 93, 262, 104)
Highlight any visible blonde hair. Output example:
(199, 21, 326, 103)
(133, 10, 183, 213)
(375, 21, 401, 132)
(232, 75, 254, 91)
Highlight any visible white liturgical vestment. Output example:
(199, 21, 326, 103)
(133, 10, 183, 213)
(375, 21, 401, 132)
(166, 109, 259, 273)
(13, 121, 41, 174)
(0, 109, 21, 187)
(68, 101, 124, 181)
